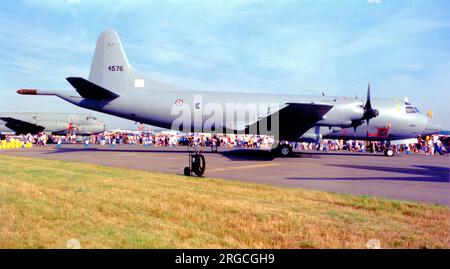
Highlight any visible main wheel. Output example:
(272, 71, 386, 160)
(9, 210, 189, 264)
(278, 144, 293, 157)
(384, 148, 394, 157)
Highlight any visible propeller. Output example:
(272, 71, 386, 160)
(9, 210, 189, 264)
(363, 82, 379, 137)
(352, 82, 379, 139)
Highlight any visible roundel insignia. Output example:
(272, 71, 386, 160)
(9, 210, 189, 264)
(175, 99, 184, 106)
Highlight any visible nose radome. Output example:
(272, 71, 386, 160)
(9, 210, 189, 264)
(424, 119, 441, 134)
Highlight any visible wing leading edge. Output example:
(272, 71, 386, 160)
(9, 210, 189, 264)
(246, 103, 333, 141)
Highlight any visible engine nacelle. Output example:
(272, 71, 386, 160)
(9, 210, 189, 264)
(316, 101, 364, 127)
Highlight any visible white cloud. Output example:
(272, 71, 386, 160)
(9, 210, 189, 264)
(368, 0, 381, 4)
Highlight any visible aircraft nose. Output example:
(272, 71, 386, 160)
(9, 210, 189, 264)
(424, 119, 441, 135)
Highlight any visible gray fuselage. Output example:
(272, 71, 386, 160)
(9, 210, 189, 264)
(55, 88, 438, 141)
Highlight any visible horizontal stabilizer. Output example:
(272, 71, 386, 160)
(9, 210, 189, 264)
(66, 77, 120, 100)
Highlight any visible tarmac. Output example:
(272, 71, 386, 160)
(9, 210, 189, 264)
(1, 144, 449, 206)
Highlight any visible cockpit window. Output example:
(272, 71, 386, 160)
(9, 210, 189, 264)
(86, 116, 97, 120)
(405, 106, 416, 113)
(414, 107, 420, 113)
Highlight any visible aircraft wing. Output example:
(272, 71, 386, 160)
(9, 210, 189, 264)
(66, 77, 120, 100)
(0, 117, 45, 134)
(245, 103, 333, 141)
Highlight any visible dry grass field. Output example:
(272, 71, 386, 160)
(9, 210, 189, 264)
(0, 155, 448, 249)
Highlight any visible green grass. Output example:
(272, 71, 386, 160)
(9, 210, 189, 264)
(0, 155, 448, 249)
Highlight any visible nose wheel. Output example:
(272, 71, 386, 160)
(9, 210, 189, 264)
(384, 148, 394, 157)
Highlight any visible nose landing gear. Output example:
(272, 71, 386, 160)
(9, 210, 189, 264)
(383, 140, 395, 157)
(384, 148, 394, 157)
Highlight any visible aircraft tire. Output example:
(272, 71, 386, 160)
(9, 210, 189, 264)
(278, 144, 293, 157)
(384, 148, 394, 157)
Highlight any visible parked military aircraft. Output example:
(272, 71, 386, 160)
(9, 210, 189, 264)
(17, 29, 441, 156)
(0, 112, 105, 136)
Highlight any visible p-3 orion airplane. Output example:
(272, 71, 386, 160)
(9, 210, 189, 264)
(0, 112, 105, 137)
(17, 29, 441, 157)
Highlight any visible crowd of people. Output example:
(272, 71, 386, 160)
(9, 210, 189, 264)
(55, 132, 276, 149)
(2, 131, 448, 156)
(1, 133, 49, 146)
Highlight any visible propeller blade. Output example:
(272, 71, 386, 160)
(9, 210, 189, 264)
(366, 119, 370, 139)
(352, 82, 379, 141)
(365, 82, 372, 110)
(363, 81, 380, 120)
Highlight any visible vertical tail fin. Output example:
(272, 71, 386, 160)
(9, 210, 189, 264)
(89, 29, 144, 93)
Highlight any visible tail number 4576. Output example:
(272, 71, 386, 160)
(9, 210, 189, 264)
(108, 66, 124, 72)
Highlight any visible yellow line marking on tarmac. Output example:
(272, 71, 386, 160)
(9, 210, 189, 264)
(208, 163, 281, 173)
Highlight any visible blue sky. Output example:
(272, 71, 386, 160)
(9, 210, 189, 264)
(0, 0, 449, 129)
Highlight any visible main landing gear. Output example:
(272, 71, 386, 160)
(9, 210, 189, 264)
(272, 143, 293, 157)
